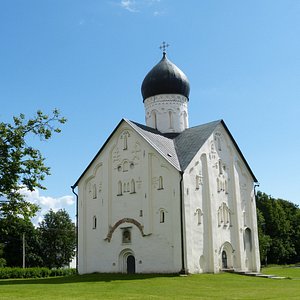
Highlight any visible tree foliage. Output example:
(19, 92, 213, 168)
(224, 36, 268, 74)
(39, 209, 76, 269)
(256, 191, 300, 264)
(0, 215, 42, 267)
(0, 109, 66, 218)
(0, 209, 75, 268)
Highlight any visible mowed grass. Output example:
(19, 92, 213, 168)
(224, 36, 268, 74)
(0, 267, 299, 300)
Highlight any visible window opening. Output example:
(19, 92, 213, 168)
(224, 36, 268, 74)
(92, 216, 97, 229)
(219, 160, 223, 175)
(152, 111, 157, 129)
(92, 184, 97, 199)
(158, 176, 164, 190)
(160, 210, 165, 223)
(118, 181, 122, 196)
(169, 110, 173, 129)
(123, 134, 128, 150)
(131, 179, 136, 193)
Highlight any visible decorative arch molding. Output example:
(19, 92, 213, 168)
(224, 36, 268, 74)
(219, 241, 234, 255)
(84, 162, 103, 187)
(219, 241, 234, 270)
(119, 248, 135, 273)
(105, 218, 148, 242)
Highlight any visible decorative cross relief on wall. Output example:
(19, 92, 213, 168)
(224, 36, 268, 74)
(98, 182, 102, 193)
(218, 202, 231, 227)
(120, 130, 131, 150)
(195, 172, 204, 189)
(152, 176, 164, 190)
(214, 132, 222, 151)
(217, 160, 229, 194)
(209, 141, 217, 161)
(131, 141, 141, 163)
(112, 147, 121, 168)
(195, 208, 203, 225)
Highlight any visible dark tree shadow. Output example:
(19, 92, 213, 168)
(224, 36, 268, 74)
(0, 273, 180, 285)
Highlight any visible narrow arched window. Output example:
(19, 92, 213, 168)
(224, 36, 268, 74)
(219, 160, 223, 175)
(244, 228, 252, 251)
(217, 137, 222, 151)
(118, 181, 122, 196)
(168, 110, 173, 129)
(183, 111, 188, 129)
(152, 111, 157, 129)
(92, 184, 97, 199)
(196, 209, 202, 225)
(123, 134, 128, 150)
(130, 179, 135, 193)
(92, 216, 97, 229)
(196, 175, 200, 190)
(158, 176, 163, 190)
(160, 210, 165, 223)
(218, 208, 222, 226)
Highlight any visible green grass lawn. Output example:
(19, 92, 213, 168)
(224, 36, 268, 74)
(0, 267, 299, 300)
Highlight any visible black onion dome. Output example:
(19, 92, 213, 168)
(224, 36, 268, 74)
(141, 53, 190, 101)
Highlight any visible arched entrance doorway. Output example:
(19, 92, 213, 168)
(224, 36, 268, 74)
(222, 251, 228, 269)
(127, 255, 135, 274)
(219, 242, 234, 270)
(119, 249, 136, 274)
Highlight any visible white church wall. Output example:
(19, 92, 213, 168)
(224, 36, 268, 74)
(77, 121, 182, 274)
(182, 123, 260, 274)
(144, 94, 189, 133)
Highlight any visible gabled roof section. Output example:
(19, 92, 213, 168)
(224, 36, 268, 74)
(73, 118, 257, 188)
(72, 119, 125, 187)
(126, 120, 181, 171)
(220, 120, 258, 182)
(73, 118, 181, 188)
(173, 120, 221, 171)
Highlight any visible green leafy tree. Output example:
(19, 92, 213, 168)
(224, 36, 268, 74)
(256, 191, 300, 264)
(256, 208, 271, 265)
(0, 242, 6, 267)
(0, 109, 66, 219)
(39, 209, 76, 268)
(0, 215, 42, 267)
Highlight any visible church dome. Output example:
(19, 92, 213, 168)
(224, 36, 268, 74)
(141, 52, 190, 101)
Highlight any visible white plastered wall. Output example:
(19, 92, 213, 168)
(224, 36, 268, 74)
(182, 123, 260, 273)
(77, 121, 182, 274)
(144, 94, 188, 133)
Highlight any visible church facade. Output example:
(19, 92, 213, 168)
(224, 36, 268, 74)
(73, 51, 261, 274)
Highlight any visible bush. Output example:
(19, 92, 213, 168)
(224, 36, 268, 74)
(0, 258, 6, 268)
(0, 267, 77, 279)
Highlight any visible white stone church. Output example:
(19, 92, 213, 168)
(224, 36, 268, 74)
(72, 50, 261, 274)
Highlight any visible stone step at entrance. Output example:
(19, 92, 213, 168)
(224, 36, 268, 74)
(224, 269, 287, 279)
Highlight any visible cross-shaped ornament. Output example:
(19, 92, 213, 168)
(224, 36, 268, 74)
(159, 41, 169, 54)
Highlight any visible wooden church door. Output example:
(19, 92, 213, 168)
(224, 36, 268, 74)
(127, 255, 135, 274)
(222, 251, 228, 269)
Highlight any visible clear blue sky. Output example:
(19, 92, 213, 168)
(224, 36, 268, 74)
(1, 0, 299, 222)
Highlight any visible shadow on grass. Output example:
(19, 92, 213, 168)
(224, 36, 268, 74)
(0, 273, 179, 285)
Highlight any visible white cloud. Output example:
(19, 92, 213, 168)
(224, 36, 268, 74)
(117, 0, 163, 14)
(21, 189, 75, 227)
(120, 0, 139, 12)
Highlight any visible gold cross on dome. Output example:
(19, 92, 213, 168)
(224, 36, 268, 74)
(159, 41, 169, 53)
